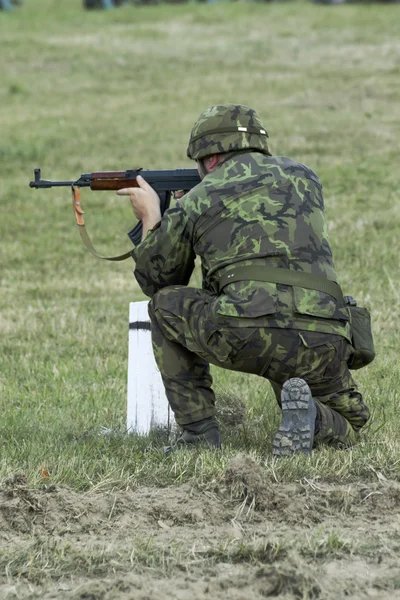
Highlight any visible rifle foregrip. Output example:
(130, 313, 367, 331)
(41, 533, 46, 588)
(91, 179, 140, 191)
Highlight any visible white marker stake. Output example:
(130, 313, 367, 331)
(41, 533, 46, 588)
(127, 301, 174, 435)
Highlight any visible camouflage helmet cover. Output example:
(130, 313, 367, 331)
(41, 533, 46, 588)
(187, 104, 272, 160)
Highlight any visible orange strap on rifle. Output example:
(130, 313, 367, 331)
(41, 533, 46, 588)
(71, 186, 132, 261)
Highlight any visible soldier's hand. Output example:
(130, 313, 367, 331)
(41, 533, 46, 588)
(116, 176, 161, 223)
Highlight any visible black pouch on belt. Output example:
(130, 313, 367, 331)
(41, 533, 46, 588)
(345, 296, 375, 370)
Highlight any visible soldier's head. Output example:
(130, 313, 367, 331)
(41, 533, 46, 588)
(187, 104, 271, 177)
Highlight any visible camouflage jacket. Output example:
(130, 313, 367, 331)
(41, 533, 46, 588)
(131, 151, 351, 339)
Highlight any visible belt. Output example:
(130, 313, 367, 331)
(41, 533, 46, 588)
(217, 264, 344, 304)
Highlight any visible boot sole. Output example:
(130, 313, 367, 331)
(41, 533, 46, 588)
(272, 378, 316, 457)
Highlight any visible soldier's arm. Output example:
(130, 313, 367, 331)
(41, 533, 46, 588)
(131, 204, 196, 297)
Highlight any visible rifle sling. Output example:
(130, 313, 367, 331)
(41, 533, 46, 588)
(218, 264, 344, 303)
(72, 186, 132, 261)
(78, 224, 132, 262)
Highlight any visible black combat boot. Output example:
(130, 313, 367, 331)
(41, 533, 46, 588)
(272, 378, 317, 457)
(164, 416, 222, 454)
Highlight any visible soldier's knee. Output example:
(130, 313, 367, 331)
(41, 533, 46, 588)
(148, 292, 162, 324)
(149, 289, 161, 315)
(150, 287, 178, 316)
(149, 286, 187, 326)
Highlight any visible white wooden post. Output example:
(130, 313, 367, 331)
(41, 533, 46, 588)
(127, 301, 175, 435)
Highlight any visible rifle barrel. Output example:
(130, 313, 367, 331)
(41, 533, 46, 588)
(29, 180, 76, 188)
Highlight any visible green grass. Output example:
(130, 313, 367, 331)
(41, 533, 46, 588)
(0, 0, 399, 492)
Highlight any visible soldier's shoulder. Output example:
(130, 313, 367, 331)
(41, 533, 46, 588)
(270, 156, 321, 185)
(178, 177, 208, 212)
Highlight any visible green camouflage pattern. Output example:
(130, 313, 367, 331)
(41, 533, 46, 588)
(186, 104, 272, 160)
(148, 286, 369, 446)
(132, 151, 351, 342)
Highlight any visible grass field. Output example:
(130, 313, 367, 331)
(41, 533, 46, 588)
(1, 1, 400, 598)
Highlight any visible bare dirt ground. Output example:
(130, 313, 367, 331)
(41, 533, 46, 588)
(1, 456, 400, 600)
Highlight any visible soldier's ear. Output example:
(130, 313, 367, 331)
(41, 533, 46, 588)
(204, 155, 219, 172)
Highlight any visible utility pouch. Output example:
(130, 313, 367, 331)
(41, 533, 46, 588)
(345, 296, 375, 370)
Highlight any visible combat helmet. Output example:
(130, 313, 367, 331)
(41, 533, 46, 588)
(187, 104, 271, 161)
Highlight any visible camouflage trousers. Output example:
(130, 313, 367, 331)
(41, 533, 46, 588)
(148, 286, 370, 447)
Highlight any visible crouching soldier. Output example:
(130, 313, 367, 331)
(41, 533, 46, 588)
(117, 104, 370, 456)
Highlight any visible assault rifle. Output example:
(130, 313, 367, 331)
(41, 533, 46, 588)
(29, 167, 201, 259)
